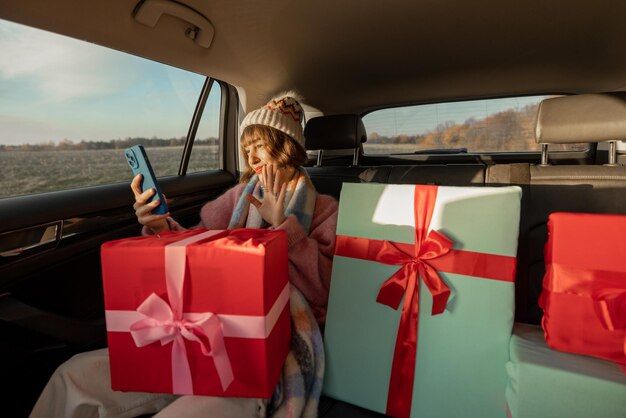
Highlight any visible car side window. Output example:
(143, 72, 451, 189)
(362, 96, 587, 154)
(0, 19, 218, 199)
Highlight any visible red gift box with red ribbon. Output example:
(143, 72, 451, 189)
(539, 212, 626, 365)
(101, 228, 291, 397)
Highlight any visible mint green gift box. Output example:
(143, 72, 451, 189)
(506, 324, 626, 418)
(323, 183, 522, 418)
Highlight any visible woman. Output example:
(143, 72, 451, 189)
(30, 93, 339, 418)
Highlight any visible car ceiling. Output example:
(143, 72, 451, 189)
(1, 0, 626, 115)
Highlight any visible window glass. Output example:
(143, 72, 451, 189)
(0, 19, 209, 199)
(187, 82, 222, 173)
(362, 96, 586, 154)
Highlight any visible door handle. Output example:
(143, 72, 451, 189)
(0, 221, 62, 257)
(133, 0, 215, 48)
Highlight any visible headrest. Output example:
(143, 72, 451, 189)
(304, 114, 367, 150)
(536, 93, 626, 144)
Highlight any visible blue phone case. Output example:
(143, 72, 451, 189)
(124, 145, 168, 215)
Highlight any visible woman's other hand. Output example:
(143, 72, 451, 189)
(131, 174, 170, 234)
(246, 164, 288, 227)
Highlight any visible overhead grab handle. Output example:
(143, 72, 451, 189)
(133, 0, 214, 48)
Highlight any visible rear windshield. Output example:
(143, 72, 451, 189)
(362, 96, 587, 154)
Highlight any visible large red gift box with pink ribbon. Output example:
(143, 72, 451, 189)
(101, 228, 291, 397)
(539, 212, 626, 365)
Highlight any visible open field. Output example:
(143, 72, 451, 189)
(0, 146, 219, 199)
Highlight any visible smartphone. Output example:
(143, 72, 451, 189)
(124, 145, 168, 215)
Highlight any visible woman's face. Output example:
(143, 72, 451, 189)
(243, 135, 276, 175)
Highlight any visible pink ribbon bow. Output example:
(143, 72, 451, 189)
(130, 292, 234, 394)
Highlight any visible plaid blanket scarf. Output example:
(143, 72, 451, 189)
(229, 168, 324, 418)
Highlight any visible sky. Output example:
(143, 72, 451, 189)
(0, 18, 548, 146)
(0, 19, 221, 145)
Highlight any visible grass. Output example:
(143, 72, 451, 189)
(0, 146, 219, 199)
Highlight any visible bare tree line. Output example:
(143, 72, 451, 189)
(1, 136, 219, 152)
(368, 104, 539, 151)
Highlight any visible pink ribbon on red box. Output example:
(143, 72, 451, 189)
(335, 185, 516, 418)
(106, 229, 290, 395)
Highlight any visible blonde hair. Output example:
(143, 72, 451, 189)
(240, 125, 308, 183)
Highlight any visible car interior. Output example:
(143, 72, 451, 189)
(1, 0, 625, 417)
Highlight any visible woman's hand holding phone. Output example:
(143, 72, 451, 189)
(131, 174, 170, 234)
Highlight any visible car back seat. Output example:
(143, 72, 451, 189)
(388, 163, 485, 186)
(487, 93, 626, 324)
(316, 95, 626, 416)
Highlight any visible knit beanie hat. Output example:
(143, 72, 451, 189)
(240, 92, 305, 149)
